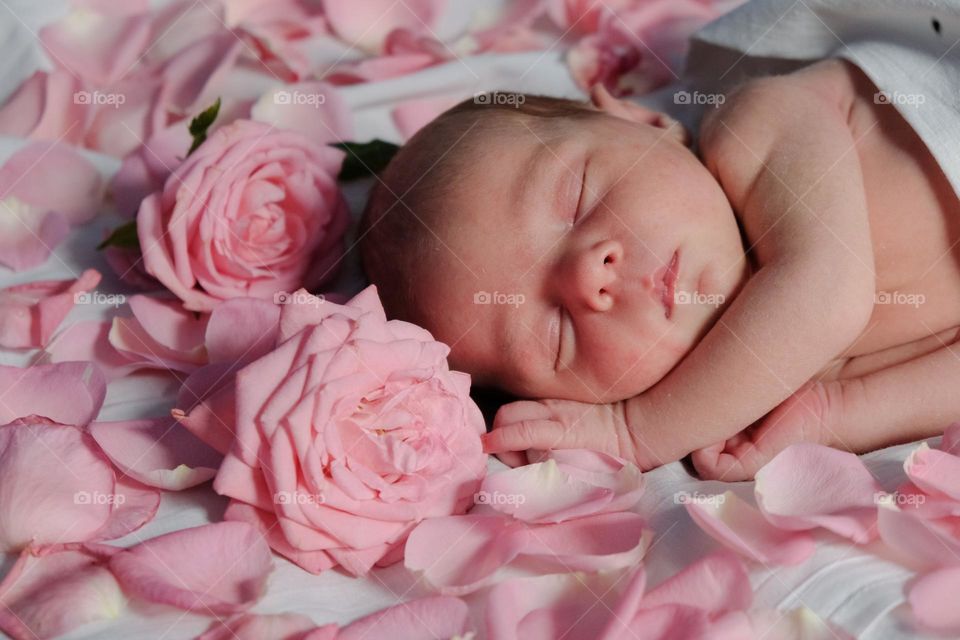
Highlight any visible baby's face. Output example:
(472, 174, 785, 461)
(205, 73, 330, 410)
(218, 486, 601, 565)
(425, 109, 748, 402)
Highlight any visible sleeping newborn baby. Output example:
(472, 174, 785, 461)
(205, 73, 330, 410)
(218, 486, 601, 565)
(358, 58, 960, 480)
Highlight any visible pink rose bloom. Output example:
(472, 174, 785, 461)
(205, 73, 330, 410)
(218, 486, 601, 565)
(137, 119, 349, 312)
(176, 286, 488, 576)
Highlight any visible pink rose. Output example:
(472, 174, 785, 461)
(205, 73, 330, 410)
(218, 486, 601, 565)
(137, 119, 349, 312)
(176, 286, 488, 576)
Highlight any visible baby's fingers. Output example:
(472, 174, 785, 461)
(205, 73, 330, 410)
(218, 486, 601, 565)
(482, 419, 565, 453)
(493, 400, 552, 429)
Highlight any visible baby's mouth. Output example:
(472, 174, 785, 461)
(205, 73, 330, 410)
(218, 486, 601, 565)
(660, 250, 680, 319)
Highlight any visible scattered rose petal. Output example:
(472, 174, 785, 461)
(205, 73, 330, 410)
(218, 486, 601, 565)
(639, 552, 752, 614)
(40, 8, 153, 86)
(198, 612, 321, 640)
(755, 444, 882, 543)
(0, 419, 115, 551)
(477, 449, 644, 523)
(877, 497, 960, 570)
(0, 361, 106, 426)
(0, 545, 124, 640)
(89, 417, 221, 490)
(908, 566, 960, 633)
(205, 297, 280, 364)
(746, 607, 856, 640)
(685, 491, 815, 565)
(0, 269, 102, 348)
(0, 70, 87, 145)
(338, 596, 470, 640)
(251, 81, 353, 145)
(89, 477, 161, 542)
(43, 320, 142, 380)
(391, 95, 460, 139)
(904, 442, 960, 502)
(108, 294, 209, 373)
(405, 511, 649, 595)
(321, 0, 444, 53)
(109, 521, 273, 614)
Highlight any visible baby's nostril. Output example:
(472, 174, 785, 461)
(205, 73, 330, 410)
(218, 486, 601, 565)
(604, 255, 612, 265)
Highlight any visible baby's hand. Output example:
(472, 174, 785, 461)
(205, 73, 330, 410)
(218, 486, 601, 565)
(483, 398, 643, 468)
(691, 381, 841, 481)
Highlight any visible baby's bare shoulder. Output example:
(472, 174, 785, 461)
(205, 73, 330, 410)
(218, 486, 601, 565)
(699, 59, 859, 195)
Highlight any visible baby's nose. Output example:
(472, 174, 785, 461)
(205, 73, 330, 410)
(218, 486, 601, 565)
(570, 239, 622, 312)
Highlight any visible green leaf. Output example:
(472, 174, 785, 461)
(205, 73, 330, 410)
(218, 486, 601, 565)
(97, 220, 140, 251)
(187, 98, 221, 156)
(331, 139, 400, 181)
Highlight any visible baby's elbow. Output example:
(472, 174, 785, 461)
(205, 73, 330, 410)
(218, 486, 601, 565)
(825, 271, 875, 351)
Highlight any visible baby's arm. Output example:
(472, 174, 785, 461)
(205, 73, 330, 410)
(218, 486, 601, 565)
(694, 331, 960, 480)
(486, 70, 876, 468)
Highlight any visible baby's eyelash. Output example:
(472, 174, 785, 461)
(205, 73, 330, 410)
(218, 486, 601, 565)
(572, 159, 589, 223)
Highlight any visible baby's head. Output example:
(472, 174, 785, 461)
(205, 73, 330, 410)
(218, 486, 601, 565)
(360, 87, 748, 403)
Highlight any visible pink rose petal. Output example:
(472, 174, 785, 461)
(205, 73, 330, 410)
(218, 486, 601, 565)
(404, 514, 530, 594)
(89, 476, 161, 542)
(391, 95, 460, 139)
(0, 201, 70, 271)
(224, 501, 337, 574)
(205, 297, 280, 364)
(338, 596, 470, 640)
(108, 294, 209, 373)
(40, 8, 153, 86)
(110, 123, 191, 218)
(321, 0, 443, 52)
(405, 511, 648, 595)
(0, 269, 102, 348)
(0, 419, 115, 551)
(0, 70, 88, 144)
(89, 417, 221, 490)
(109, 521, 273, 614)
(487, 568, 643, 640)
(685, 491, 815, 565)
(746, 607, 856, 640)
(251, 81, 354, 145)
(0, 360, 106, 426)
(943, 422, 960, 455)
(639, 552, 752, 614)
(755, 443, 882, 543)
(478, 449, 644, 523)
(877, 497, 960, 570)
(173, 363, 240, 455)
(908, 566, 960, 633)
(198, 612, 320, 640)
(43, 320, 142, 380)
(0, 545, 125, 640)
(0, 141, 104, 225)
(904, 443, 960, 502)
(161, 31, 242, 117)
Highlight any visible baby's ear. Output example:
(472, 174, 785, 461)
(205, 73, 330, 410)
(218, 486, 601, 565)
(590, 85, 689, 145)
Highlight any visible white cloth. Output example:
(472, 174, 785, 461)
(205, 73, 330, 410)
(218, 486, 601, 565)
(685, 0, 960, 199)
